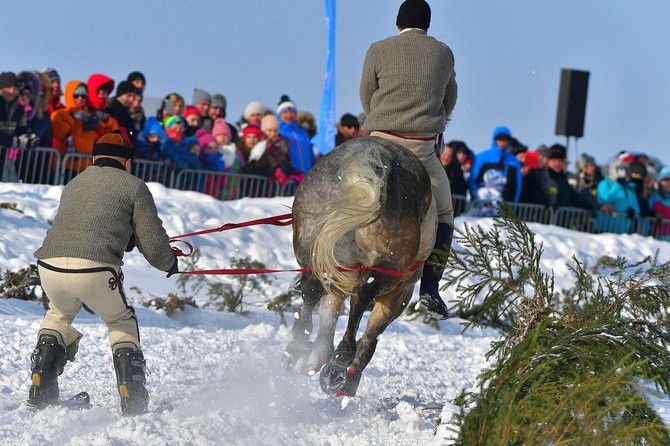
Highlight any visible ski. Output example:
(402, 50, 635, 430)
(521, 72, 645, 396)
(25, 391, 92, 411)
(20, 392, 173, 414)
(57, 391, 91, 409)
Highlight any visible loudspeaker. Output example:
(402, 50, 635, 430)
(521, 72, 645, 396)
(555, 69, 589, 138)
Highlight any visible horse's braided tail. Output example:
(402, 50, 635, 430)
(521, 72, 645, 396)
(311, 147, 385, 295)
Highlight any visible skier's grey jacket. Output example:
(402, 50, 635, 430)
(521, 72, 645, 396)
(35, 163, 175, 271)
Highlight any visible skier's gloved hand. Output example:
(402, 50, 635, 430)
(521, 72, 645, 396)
(166, 255, 179, 278)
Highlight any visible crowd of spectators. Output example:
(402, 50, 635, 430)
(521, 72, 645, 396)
(0, 68, 366, 192)
(1, 68, 668, 238)
(441, 127, 670, 239)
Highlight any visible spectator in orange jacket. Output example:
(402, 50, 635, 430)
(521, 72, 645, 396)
(51, 80, 117, 180)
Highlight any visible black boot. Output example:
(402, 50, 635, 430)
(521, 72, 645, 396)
(27, 334, 67, 409)
(419, 222, 454, 319)
(113, 348, 149, 416)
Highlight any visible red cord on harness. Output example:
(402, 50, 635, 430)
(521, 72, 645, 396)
(169, 213, 292, 241)
(177, 262, 424, 277)
(168, 213, 422, 277)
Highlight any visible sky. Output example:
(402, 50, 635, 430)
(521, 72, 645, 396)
(3, 0, 670, 168)
(1, 181, 670, 444)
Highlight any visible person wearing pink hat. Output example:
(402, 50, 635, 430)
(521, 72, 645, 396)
(212, 117, 243, 173)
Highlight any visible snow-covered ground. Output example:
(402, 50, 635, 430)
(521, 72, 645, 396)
(0, 182, 669, 446)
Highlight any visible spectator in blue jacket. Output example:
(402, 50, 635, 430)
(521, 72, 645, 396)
(276, 95, 316, 173)
(135, 116, 166, 161)
(160, 115, 201, 171)
(593, 156, 641, 234)
(468, 126, 523, 203)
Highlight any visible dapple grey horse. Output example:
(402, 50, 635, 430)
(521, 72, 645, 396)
(285, 136, 437, 396)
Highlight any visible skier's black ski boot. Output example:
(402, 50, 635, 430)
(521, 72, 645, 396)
(113, 348, 149, 416)
(27, 334, 67, 409)
(419, 222, 454, 319)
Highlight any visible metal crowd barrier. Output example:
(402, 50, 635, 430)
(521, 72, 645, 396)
(2, 146, 669, 241)
(132, 159, 175, 188)
(2, 146, 61, 184)
(509, 202, 552, 224)
(552, 206, 594, 232)
(173, 169, 297, 200)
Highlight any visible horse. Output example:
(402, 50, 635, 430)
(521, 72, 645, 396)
(284, 136, 437, 397)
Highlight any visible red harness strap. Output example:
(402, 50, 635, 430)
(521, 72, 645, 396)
(177, 261, 424, 277)
(170, 213, 293, 240)
(168, 213, 423, 277)
(169, 213, 293, 257)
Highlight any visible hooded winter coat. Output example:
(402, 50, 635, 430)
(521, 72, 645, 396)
(51, 80, 117, 170)
(593, 163, 640, 234)
(468, 126, 523, 202)
(86, 74, 115, 111)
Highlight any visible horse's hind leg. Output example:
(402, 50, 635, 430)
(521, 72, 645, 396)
(284, 272, 324, 373)
(308, 291, 342, 372)
(320, 271, 389, 396)
(345, 286, 414, 395)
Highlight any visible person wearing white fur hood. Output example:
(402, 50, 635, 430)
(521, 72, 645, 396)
(247, 114, 304, 185)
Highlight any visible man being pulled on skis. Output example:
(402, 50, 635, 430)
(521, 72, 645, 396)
(28, 130, 178, 415)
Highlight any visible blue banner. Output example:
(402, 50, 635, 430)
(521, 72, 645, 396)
(314, 0, 336, 155)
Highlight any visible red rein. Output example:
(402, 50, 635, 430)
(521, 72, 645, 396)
(168, 213, 422, 277)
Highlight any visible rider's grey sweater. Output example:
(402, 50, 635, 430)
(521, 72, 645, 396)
(359, 28, 457, 135)
(35, 164, 175, 271)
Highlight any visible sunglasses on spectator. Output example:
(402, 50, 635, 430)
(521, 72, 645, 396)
(74, 94, 87, 99)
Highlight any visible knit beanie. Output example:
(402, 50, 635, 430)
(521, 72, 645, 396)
(92, 130, 135, 159)
(192, 88, 212, 105)
(182, 106, 201, 120)
(211, 94, 226, 110)
(657, 166, 670, 182)
(212, 118, 232, 138)
(261, 114, 279, 132)
(396, 0, 431, 30)
(40, 67, 60, 83)
(340, 113, 360, 129)
(244, 101, 264, 119)
(242, 125, 264, 139)
(196, 128, 216, 149)
(548, 144, 567, 160)
(276, 94, 296, 115)
(536, 145, 550, 158)
(509, 138, 528, 155)
(0, 72, 18, 89)
(163, 115, 184, 129)
(116, 80, 141, 97)
(127, 71, 146, 84)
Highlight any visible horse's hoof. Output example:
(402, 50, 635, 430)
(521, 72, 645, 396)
(335, 369, 362, 397)
(320, 363, 362, 396)
(283, 340, 314, 373)
(320, 362, 348, 394)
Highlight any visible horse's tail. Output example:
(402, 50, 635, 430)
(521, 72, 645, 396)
(311, 147, 385, 295)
